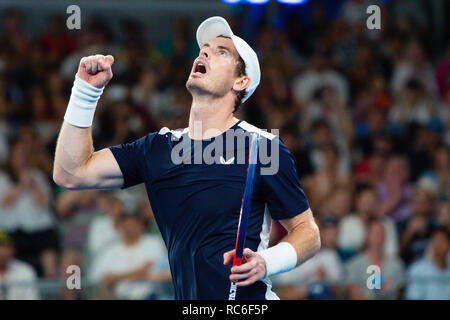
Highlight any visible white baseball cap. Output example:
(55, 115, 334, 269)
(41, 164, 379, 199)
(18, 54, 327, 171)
(196, 16, 261, 103)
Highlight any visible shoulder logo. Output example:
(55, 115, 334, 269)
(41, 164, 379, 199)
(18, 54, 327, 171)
(219, 156, 235, 165)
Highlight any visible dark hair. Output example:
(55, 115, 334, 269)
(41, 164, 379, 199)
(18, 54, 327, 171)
(360, 217, 384, 251)
(356, 185, 376, 198)
(431, 225, 450, 241)
(405, 77, 422, 91)
(311, 119, 330, 132)
(233, 55, 247, 113)
(366, 217, 383, 231)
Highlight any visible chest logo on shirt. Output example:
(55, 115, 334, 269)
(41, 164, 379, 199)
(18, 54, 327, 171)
(220, 156, 235, 165)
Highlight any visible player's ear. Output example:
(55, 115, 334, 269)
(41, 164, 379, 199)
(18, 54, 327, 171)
(233, 75, 250, 92)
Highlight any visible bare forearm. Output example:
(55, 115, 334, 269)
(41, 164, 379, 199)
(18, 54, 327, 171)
(2, 186, 25, 206)
(53, 55, 122, 190)
(149, 270, 172, 282)
(53, 121, 94, 184)
(282, 220, 321, 266)
(225, 210, 321, 286)
(114, 263, 152, 282)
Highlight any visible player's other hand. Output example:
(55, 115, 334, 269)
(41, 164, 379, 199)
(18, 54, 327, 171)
(223, 248, 267, 287)
(77, 54, 114, 89)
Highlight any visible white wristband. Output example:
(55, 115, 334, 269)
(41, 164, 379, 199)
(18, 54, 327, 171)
(64, 74, 104, 128)
(258, 242, 297, 278)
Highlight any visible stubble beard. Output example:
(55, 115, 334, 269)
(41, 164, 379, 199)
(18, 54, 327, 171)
(186, 76, 225, 101)
(186, 77, 210, 97)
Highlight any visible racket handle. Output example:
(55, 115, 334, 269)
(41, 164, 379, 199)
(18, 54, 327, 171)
(232, 256, 242, 267)
(230, 256, 242, 285)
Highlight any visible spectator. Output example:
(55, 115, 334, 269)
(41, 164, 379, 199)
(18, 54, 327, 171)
(292, 49, 349, 106)
(345, 219, 404, 299)
(0, 140, 58, 278)
(300, 86, 353, 154)
(399, 185, 440, 266)
(389, 78, 437, 127)
(419, 145, 449, 201)
(355, 150, 386, 187)
(0, 229, 40, 300)
(320, 187, 352, 221)
(391, 40, 438, 98)
(54, 189, 102, 299)
(89, 210, 169, 300)
(405, 227, 450, 300)
(274, 217, 344, 300)
(306, 143, 351, 210)
(86, 193, 124, 258)
(376, 155, 413, 223)
(338, 187, 399, 260)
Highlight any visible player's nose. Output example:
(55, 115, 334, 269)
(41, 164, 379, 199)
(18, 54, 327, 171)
(199, 47, 209, 59)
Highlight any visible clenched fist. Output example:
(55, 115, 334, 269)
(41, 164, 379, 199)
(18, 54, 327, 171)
(77, 54, 114, 89)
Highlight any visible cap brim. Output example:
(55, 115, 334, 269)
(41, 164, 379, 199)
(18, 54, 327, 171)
(196, 16, 234, 48)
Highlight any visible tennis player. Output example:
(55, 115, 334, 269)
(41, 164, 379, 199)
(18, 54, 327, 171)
(53, 16, 320, 300)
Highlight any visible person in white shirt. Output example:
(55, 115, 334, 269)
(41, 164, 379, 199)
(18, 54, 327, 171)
(390, 40, 438, 99)
(405, 227, 450, 300)
(389, 78, 437, 127)
(345, 219, 404, 300)
(86, 194, 124, 258)
(0, 230, 40, 300)
(292, 50, 349, 106)
(0, 140, 58, 279)
(89, 210, 169, 299)
(273, 218, 344, 299)
(338, 187, 399, 259)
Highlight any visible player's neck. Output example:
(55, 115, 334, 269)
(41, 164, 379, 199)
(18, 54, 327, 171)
(188, 95, 238, 140)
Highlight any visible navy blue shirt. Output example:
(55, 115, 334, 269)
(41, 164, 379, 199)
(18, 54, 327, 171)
(109, 120, 310, 300)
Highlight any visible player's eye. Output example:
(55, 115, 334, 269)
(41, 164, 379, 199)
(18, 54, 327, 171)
(219, 50, 227, 56)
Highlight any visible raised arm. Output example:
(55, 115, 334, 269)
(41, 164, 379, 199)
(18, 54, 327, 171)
(53, 55, 124, 190)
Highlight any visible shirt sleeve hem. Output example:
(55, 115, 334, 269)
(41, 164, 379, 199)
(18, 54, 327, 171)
(270, 205, 310, 221)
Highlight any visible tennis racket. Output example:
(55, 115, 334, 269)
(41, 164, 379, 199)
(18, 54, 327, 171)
(228, 132, 260, 300)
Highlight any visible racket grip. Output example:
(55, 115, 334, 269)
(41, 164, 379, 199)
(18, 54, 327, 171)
(232, 256, 242, 267)
(230, 256, 242, 284)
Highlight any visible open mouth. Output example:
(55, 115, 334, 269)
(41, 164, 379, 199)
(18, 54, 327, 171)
(193, 60, 207, 75)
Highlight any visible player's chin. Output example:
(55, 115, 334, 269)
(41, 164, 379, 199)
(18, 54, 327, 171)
(186, 78, 207, 93)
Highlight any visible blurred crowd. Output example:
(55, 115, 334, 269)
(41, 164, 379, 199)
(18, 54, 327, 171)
(0, 0, 449, 300)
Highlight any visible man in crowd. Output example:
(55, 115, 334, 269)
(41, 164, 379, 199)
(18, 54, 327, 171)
(89, 211, 169, 299)
(345, 219, 404, 299)
(0, 230, 40, 300)
(405, 227, 450, 300)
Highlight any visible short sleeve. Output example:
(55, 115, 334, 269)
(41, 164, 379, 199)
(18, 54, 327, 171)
(405, 263, 424, 300)
(109, 133, 156, 189)
(261, 137, 310, 220)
